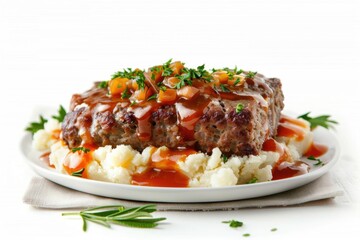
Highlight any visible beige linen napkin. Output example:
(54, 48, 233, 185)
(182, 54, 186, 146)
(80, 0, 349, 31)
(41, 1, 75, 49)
(23, 173, 343, 211)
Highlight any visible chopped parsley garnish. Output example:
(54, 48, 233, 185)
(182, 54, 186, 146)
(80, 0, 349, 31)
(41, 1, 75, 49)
(236, 103, 244, 113)
(121, 87, 131, 99)
(162, 58, 173, 77)
(147, 94, 157, 101)
(298, 112, 338, 129)
(175, 64, 208, 89)
(25, 115, 48, 135)
(220, 84, 230, 92)
(130, 101, 136, 106)
(111, 68, 146, 90)
(243, 233, 251, 237)
(111, 68, 133, 79)
(134, 76, 145, 90)
(234, 66, 244, 75)
(72, 168, 85, 177)
(150, 66, 161, 80)
(307, 156, 324, 166)
(175, 75, 192, 89)
(51, 105, 67, 122)
(211, 68, 218, 73)
(222, 220, 243, 228)
(159, 85, 167, 92)
(233, 78, 241, 86)
(98, 81, 108, 89)
(221, 154, 229, 163)
(271, 228, 278, 232)
(246, 71, 257, 79)
(246, 177, 258, 184)
(71, 147, 90, 154)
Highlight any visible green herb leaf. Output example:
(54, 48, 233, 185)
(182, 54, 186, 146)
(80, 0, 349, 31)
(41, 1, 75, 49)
(298, 112, 338, 129)
(243, 233, 251, 237)
(71, 147, 90, 154)
(233, 78, 241, 86)
(235, 68, 244, 75)
(62, 204, 166, 231)
(246, 177, 258, 184)
(175, 64, 208, 89)
(271, 228, 278, 232)
(51, 105, 67, 122)
(307, 156, 324, 166)
(25, 115, 48, 135)
(147, 94, 157, 101)
(98, 81, 108, 89)
(162, 59, 173, 77)
(236, 103, 244, 113)
(159, 85, 167, 92)
(220, 84, 230, 92)
(246, 71, 257, 79)
(72, 168, 85, 177)
(121, 87, 131, 99)
(134, 73, 146, 90)
(221, 154, 229, 163)
(222, 220, 243, 228)
(111, 68, 146, 90)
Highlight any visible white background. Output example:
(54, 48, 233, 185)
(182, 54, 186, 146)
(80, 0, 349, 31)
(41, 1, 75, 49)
(1, 0, 359, 239)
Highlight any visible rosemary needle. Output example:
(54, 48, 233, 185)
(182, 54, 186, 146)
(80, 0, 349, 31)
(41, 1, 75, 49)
(62, 204, 166, 231)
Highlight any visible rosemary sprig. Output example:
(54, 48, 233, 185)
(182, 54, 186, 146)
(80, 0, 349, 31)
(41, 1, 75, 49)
(62, 204, 166, 231)
(298, 112, 338, 129)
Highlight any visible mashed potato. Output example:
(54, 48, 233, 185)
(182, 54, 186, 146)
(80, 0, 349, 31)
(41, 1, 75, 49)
(33, 116, 313, 187)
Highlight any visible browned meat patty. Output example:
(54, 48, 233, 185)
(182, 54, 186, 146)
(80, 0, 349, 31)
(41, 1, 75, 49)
(61, 68, 284, 157)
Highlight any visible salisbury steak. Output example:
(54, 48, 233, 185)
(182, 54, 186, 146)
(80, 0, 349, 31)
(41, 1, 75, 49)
(61, 62, 284, 157)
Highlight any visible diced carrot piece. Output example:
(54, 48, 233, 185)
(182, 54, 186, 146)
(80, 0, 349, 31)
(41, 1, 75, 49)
(109, 77, 129, 95)
(170, 61, 184, 75)
(132, 86, 153, 101)
(130, 80, 139, 91)
(212, 71, 229, 84)
(165, 77, 180, 88)
(158, 88, 177, 103)
(177, 86, 199, 100)
(148, 65, 163, 83)
(213, 78, 221, 87)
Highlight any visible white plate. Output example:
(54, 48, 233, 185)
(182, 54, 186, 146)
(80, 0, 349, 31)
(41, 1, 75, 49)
(20, 127, 340, 203)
